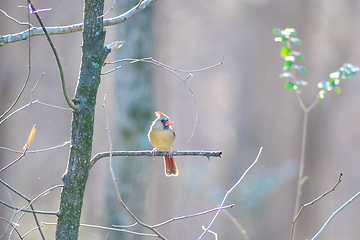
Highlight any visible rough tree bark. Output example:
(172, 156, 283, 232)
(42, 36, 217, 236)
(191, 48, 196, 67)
(55, 0, 106, 239)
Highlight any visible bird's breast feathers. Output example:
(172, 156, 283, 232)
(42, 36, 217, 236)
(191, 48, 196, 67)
(149, 129, 175, 151)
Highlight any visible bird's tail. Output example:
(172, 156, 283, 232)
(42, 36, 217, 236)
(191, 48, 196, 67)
(164, 156, 178, 177)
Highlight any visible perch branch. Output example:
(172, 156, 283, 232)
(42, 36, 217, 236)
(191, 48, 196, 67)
(89, 150, 222, 169)
(0, 0, 157, 46)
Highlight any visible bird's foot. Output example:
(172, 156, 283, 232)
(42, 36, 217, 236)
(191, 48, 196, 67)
(151, 147, 157, 159)
(168, 148, 173, 158)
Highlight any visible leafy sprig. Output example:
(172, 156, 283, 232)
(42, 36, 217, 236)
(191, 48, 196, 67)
(273, 28, 359, 99)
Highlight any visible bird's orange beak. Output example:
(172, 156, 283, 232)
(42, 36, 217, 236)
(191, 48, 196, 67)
(165, 120, 173, 126)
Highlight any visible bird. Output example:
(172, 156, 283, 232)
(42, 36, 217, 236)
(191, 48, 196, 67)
(148, 111, 178, 177)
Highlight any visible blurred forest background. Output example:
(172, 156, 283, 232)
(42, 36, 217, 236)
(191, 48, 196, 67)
(1, 0, 360, 239)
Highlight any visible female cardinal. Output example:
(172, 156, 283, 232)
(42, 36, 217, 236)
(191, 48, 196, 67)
(148, 111, 178, 177)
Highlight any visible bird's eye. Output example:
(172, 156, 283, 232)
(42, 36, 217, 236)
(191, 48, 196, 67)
(160, 119, 167, 124)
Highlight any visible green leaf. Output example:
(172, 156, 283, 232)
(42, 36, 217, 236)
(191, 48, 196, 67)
(294, 65, 307, 73)
(297, 80, 308, 86)
(317, 81, 329, 88)
(275, 36, 289, 43)
(330, 79, 340, 87)
(280, 72, 292, 78)
(284, 28, 296, 36)
(283, 66, 291, 72)
(339, 67, 351, 78)
(335, 87, 341, 94)
(285, 81, 298, 89)
(283, 56, 294, 71)
(318, 90, 325, 100)
(292, 51, 304, 60)
(280, 46, 291, 58)
(329, 71, 340, 79)
(284, 56, 295, 61)
(343, 63, 359, 74)
(272, 28, 283, 35)
(290, 38, 301, 44)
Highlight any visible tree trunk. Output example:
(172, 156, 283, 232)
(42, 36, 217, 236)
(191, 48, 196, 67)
(55, 0, 105, 239)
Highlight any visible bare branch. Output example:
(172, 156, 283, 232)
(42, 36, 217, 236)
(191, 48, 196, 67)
(0, 100, 71, 126)
(102, 56, 224, 143)
(0, 141, 71, 154)
(89, 150, 222, 169)
(0, 10, 32, 122)
(0, 149, 28, 173)
(30, 72, 45, 102)
(201, 225, 218, 240)
(222, 208, 250, 240)
(311, 189, 360, 240)
(0, 0, 157, 46)
(42, 222, 159, 238)
(0, 200, 58, 215)
(148, 204, 234, 228)
(290, 173, 342, 240)
(28, 0, 79, 111)
(103, 95, 166, 239)
(0, 216, 22, 239)
(0, 179, 46, 239)
(199, 147, 263, 239)
(0, 8, 33, 27)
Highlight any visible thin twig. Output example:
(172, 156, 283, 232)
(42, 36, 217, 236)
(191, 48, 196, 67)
(201, 226, 218, 240)
(0, 100, 38, 125)
(30, 72, 45, 102)
(0, 216, 23, 239)
(148, 204, 234, 228)
(0, 8, 33, 27)
(290, 173, 342, 240)
(0, 141, 70, 154)
(199, 147, 263, 239)
(0, 99, 71, 125)
(311, 190, 360, 240)
(98, 0, 117, 18)
(0, 200, 58, 215)
(103, 94, 166, 239)
(0, 178, 61, 240)
(0, 10, 32, 122)
(292, 91, 320, 240)
(102, 56, 223, 143)
(2, 181, 60, 240)
(89, 150, 222, 169)
(27, 0, 79, 111)
(0, 184, 62, 215)
(0, 149, 28, 173)
(42, 222, 158, 238)
(222, 208, 250, 240)
(82, 223, 158, 237)
(36, 101, 72, 111)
